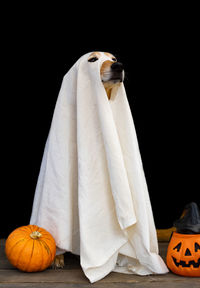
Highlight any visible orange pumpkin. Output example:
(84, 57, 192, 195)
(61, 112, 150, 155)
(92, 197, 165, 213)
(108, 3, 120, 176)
(166, 232, 200, 277)
(5, 225, 56, 272)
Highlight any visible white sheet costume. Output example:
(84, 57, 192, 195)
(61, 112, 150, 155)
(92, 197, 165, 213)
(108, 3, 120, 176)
(30, 52, 168, 282)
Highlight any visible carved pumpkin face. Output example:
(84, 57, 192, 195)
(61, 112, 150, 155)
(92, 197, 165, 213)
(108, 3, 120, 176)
(166, 232, 200, 276)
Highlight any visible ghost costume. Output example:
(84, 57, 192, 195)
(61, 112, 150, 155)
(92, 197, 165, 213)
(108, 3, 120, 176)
(30, 52, 168, 282)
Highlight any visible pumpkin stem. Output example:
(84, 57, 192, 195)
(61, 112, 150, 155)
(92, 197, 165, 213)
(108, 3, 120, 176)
(30, 231, 42, 240)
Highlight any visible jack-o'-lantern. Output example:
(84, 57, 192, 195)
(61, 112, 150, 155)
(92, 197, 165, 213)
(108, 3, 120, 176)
(166, 202, 200, 277)
(166, 232, 200, 276)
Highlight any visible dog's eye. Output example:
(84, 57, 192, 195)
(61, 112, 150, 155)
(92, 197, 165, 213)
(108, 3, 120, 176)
(88, 57, 98, 62)
(112, 57, 117, 62)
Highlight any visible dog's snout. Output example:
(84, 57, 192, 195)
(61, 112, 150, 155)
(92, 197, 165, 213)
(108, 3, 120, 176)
(111, 62, 123, 72)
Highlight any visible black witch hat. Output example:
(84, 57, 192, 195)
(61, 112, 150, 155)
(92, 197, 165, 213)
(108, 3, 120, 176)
(174, 202, 200, 234)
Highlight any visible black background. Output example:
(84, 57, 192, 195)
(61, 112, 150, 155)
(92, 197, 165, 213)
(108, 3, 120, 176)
(1, 5, 199, 238)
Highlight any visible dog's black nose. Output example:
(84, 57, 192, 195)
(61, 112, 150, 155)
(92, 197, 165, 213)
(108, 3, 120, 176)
(111, 62, 123, 72)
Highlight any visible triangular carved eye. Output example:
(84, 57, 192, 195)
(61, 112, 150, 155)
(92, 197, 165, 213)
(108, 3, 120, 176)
(195, 242, 200, 252)
(173, 242, 182, 251)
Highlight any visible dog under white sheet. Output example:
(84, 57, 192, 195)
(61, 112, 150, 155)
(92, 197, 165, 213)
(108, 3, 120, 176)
(30, 52, 168, 282)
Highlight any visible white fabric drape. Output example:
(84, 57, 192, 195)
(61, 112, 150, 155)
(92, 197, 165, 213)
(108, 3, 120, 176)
(30, 52, 168, 282)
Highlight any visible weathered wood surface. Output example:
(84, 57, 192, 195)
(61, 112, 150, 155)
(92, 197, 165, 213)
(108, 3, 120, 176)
(1, 239, 200, 288)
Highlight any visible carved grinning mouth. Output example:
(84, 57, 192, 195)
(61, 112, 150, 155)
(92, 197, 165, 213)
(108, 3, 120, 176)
(172, 256, 200, 268)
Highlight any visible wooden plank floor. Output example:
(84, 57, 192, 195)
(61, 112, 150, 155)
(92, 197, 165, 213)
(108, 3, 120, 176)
(0, 239, 200, 288)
